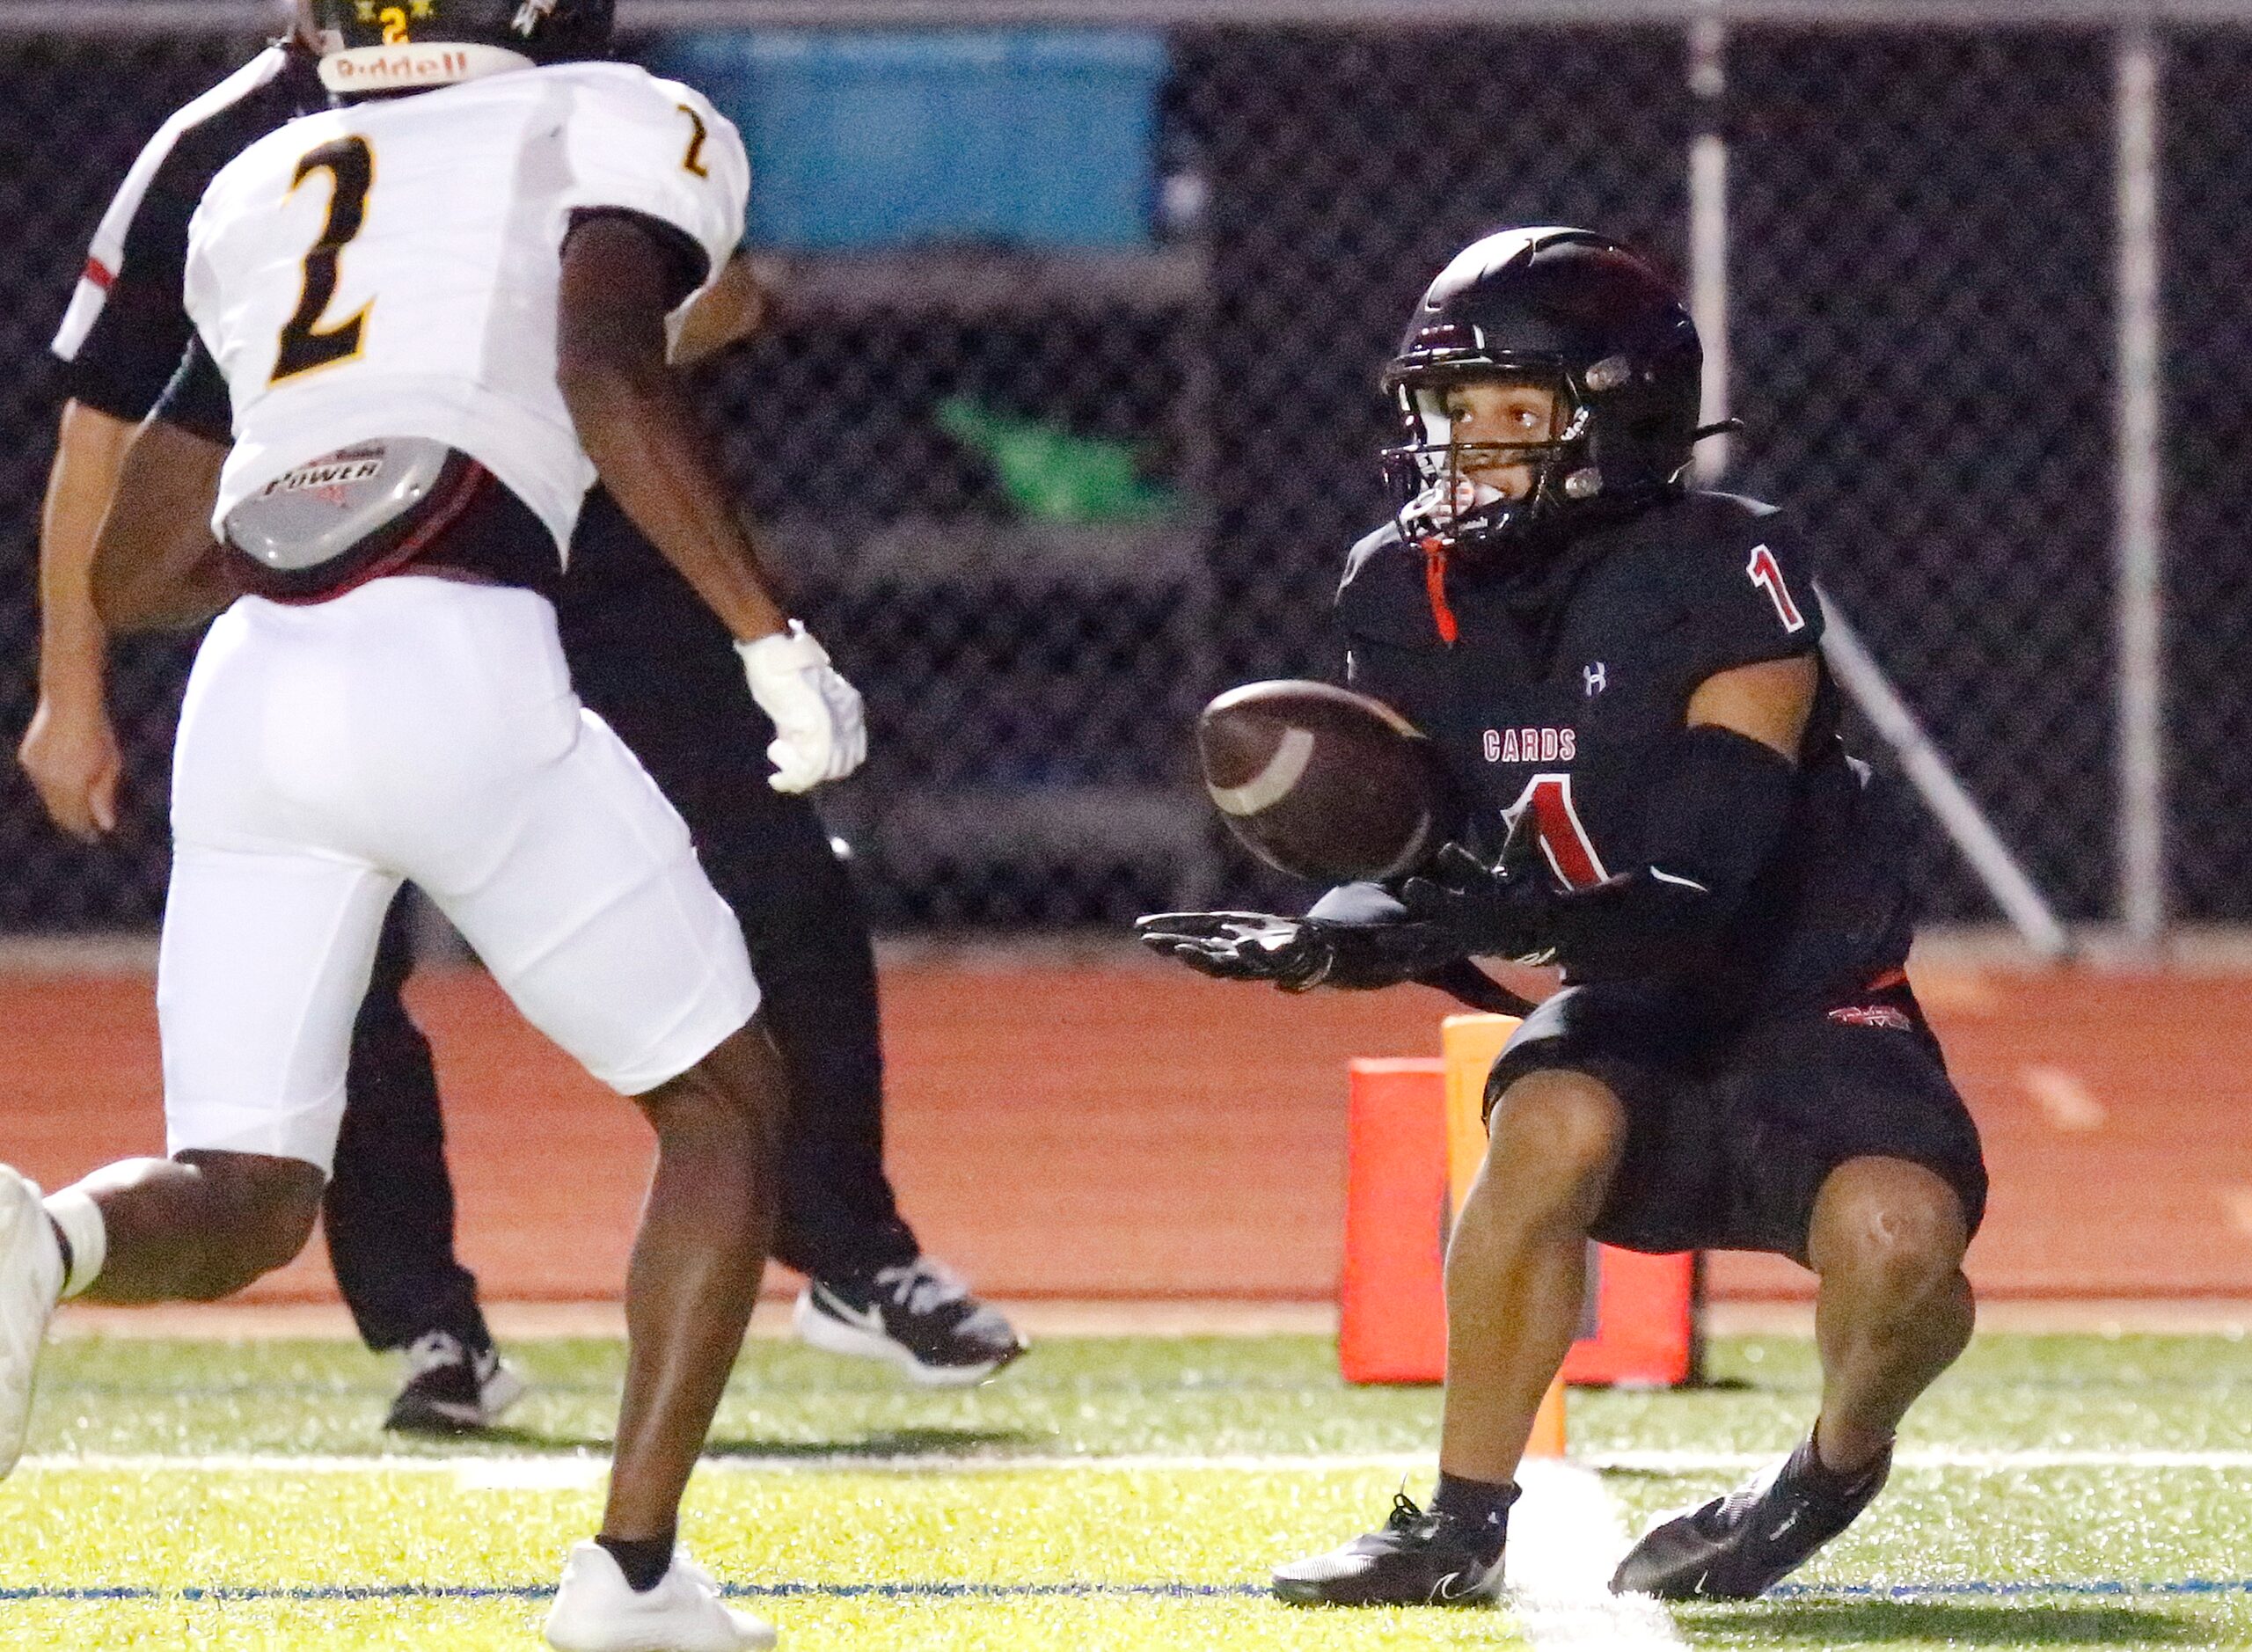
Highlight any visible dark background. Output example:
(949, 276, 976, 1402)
(0, 24, 2235, 932)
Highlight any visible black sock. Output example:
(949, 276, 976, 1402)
(1430, 1473, 1518, 1563)
(1798, 1430, 1889, 1500)
(47, 1218, 71, 1281)
(596, 1531, 676, 1592)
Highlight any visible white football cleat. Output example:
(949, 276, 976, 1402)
(544, 1540, 777, 1652)
(0, 1167, 64, 1478)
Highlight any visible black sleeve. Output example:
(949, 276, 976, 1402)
(1681, 507, 1825, 683)
(55, 48, 313, 421)
(153, 336, 233, 446)
(64, 179, 201, 422)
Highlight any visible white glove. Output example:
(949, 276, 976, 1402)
(735, 621, 866, 793)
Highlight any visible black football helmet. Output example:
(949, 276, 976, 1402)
(310, 0, 614, 84)
(1381, 227, 1705, 566)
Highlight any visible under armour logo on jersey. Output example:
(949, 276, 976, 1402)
(1583, 662, 1607, 697)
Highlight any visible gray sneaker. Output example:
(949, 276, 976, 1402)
(384, 1328, 529, 1434)
(793, 1257, 1025, 1386)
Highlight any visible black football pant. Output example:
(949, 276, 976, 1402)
(323, 581, 919, 1353)
(323, 897, 488, 1354)
(562, 574, 922, 1284)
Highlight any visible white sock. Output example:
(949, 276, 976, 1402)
(41, 1188, 105, 1299)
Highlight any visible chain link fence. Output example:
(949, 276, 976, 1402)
(0, 10, 2240, 932)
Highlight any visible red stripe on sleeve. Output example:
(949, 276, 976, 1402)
(84, 258, 115, 291)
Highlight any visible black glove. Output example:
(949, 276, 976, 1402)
(1133, 910, 1470, 992)
(1398, 839, 1561, 964)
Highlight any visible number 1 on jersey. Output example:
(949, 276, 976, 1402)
(1745, 543, 1807, 633)
(272, 136, 375, 385)
(1507, 773, 1609, 890)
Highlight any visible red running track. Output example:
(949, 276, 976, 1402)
(2, 955, 2248, 1304)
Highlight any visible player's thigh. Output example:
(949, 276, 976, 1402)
(158, 842, 401, 1173)
(1486, 983, 1729, 1254)
(1721, 993, 1989, 1265)
(425, 709, 759, 1096)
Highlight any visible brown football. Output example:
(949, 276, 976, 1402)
(1196, 680, 1463, 883)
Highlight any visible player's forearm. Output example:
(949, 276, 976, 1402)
(89, 417, 232, 633)
(562, 356, 786, 643)
(36, 401, 135, 704)
(1535, 727, 1800, 981)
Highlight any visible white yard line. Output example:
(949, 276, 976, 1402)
(52, 1297, 2252, 1340)
(18, 1450, 1436, 1484)
(49, 1298, 1345, 1341)
(24, 1444, 2252, 1483)
(1510, 1459, 1685, 1648)
(1592, 1447, 2252, 1473)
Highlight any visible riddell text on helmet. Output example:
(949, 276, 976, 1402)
(325, 48, 480, 85)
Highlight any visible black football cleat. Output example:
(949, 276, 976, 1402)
(1272, 1492, 1507, 1607)
(1609, 1434, 1890, 1600)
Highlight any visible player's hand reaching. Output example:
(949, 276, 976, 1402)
(1136, 912, 1327, 990)
(736, 621, 867, 793)
(1134, 910, 1469, 993)
(1398, 837, 1561, 965)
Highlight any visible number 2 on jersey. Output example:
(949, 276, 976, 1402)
(272, 137, 375, 385)
(677, 105, 711, 178)
(1745, 543, 1807, 633)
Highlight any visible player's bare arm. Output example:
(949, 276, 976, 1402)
(87, 415, 232, 634)
(557, 216, 786, 644)
(1686, 652, 1817, 758)
(560, 213, 865, 793)
(18, 400, 135, 839)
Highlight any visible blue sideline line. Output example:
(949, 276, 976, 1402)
(1771, 1578, 2252, 1602)
(8, 1578, 2252, 1606)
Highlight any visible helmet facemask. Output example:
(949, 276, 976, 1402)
(1381, 351, 1599, 567)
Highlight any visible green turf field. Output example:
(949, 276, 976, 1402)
(5, 1331, 2252, 1649)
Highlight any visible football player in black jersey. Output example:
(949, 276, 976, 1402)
(1141, 228, 1986, 1605)
(22, 3, 1019, 1431)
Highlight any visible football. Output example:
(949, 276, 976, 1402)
(1196, 680, 1464, 883)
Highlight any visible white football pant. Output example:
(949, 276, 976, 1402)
(160, 574, 758, 1172)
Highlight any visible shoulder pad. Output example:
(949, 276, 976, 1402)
(1335, 522, 1445, 646)
(1671, 488, 1782, 542)
(1663, 491, 1823, 676)
(546, 60, 717, 124)
(1338, 520, 1404, 599)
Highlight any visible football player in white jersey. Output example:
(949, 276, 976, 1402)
(0, 4, 853, 1647)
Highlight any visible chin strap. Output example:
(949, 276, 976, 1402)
(1418, 537, 1460, 645)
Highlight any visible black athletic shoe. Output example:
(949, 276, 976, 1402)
(793, 1258, 1027, 1387)
(1609, 1434, 1890, 1600)
(384, 1330, 529, 1435)
(1272, 1493, 1507, 1607)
